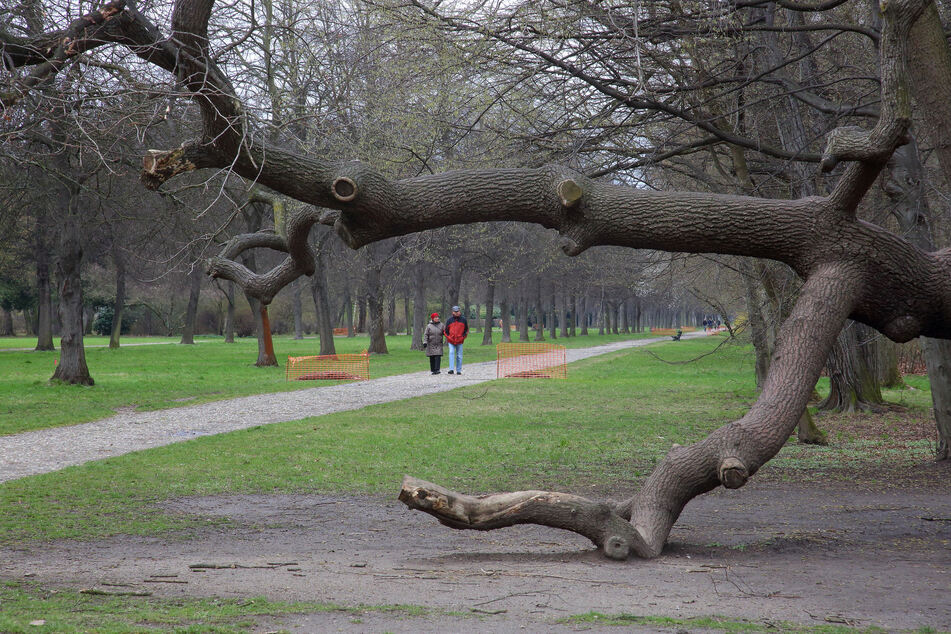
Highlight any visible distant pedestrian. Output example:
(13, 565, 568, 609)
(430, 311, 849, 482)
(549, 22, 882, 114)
(444, 305, 469, 375)
(423, 313, 445, 375)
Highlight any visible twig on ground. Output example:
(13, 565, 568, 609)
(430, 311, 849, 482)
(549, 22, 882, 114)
(80, 588, 152, 596)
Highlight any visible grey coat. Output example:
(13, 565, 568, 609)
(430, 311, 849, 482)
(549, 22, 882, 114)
(423, 321, 445, 357)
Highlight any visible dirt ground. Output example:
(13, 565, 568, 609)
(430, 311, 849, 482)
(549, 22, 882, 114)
(2, 461, 950, 633)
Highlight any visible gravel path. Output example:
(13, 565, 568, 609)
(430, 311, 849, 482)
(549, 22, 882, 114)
(1, 335, 686, 483)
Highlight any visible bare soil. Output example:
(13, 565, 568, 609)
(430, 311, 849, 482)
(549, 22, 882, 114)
(3, 461, 950, 633)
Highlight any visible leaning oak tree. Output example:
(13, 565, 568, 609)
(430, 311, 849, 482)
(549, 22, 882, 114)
(3, 0, 949, 559)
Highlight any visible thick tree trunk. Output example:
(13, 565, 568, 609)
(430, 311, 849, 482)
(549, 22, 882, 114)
(0, 308, 13, 336)
(109, 247, 126, 349)
(500, 297, 511, 343)
(875, 338, 905, 388)
(598, 290, 605, 335)
(410, 266, 425, 350)
(365, 264, 388, 354)
(344, 289, 354, 337)
(796, 409, 827, 445)
(741, 259, 772, 389)
(292, 277, 303, 340)
(246, 294, 277, 366)
(560, 292, 569, 338)
(518, 292, 529, 341)
(482, 279, 495, 346)
(819, 323, 883, 413)
(446, 259, 462, 317)
(309, 259, 336, 356)
(51, 212, 92, 386)
(580, 295, 589, 336)
(921, 338, 951, 460)
(534, 277, 545, 341)
(257, 304, 277, 366)
(356, 296, 367, 333)
(223, 281, 236, 343)
(900, 3, 951, 457)
(179, 264, 202, 345)
(34, 223, 54, 351)
(387, 296, 397, 336)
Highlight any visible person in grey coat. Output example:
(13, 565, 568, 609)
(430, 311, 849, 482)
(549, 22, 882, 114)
(423, 313, 445, 374)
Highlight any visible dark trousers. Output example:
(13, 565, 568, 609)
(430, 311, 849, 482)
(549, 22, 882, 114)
(429, 355, 442, 373)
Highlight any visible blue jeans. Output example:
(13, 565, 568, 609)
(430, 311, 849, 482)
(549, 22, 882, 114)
(448, 342, 463, 372)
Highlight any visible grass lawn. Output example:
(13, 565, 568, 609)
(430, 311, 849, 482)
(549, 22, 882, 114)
(0, 335, 939, 633)
(0, 581, 427, 634)
(0, 336, 934, 546)
(0, 331, 653, 435)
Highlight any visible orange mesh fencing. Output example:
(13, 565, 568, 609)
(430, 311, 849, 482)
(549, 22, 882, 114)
(286, 351, 370, 381)
(332, 327, 348, 336)
(649, 327, 696, 335)
(497, 342, 567, 379)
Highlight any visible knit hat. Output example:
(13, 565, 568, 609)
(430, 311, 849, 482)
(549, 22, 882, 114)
(431, 312, 439, 319)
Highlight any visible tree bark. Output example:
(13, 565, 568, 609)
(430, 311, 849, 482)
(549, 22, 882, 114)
(223, 281, 235, 343)
(517, 291, 529, 341)
(292, 277, 303, 340)
(482, 279, 495, 345)
(534, 277, 546, 341)
(309, 250, 336, 356)
(258, 303, 276, 366)
(387, 296, 397, 336)
(0, 308, 13, 336)
(356, 296, 367, 334)
(179, 263, 202, 345)
(500, 296, 511, 343)
(921, 338, 951, 460)
(741, 259, 772, 389)
(34, 214, 54, 351)
(109, 246, 126, 349)
(819, 323, 883, 413)
(410, 265, 425, 350)
(365, 261, 388, 354)
(580, 295, 589, 336)
(51, 210, 92, 385)
(902, 2, 951, 458)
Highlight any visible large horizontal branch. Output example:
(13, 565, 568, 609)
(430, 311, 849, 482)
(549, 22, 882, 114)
(399, 476, 651, 560)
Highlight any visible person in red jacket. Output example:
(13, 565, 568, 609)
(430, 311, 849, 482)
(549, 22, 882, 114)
(443, 305, 469, 375)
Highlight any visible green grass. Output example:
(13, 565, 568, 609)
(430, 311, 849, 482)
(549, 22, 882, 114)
(0, 335, 941, 630)
(0, 336, 181, 350)
(0, 580, 428, 633)
(565, 611, 935, 633)
(0, 337, 755, 545)
(0, 331, 653, 435)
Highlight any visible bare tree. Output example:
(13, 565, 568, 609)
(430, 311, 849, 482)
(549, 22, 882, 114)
(3, 0, 948, 560)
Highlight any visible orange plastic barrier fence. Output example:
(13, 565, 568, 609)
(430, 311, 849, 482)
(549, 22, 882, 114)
(649, 327, 697, 335)
(286, 351, 370, 381)
(496, 342, 567, 379)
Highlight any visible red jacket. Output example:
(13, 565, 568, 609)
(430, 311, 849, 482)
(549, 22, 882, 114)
(444, 315, 469, 344)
